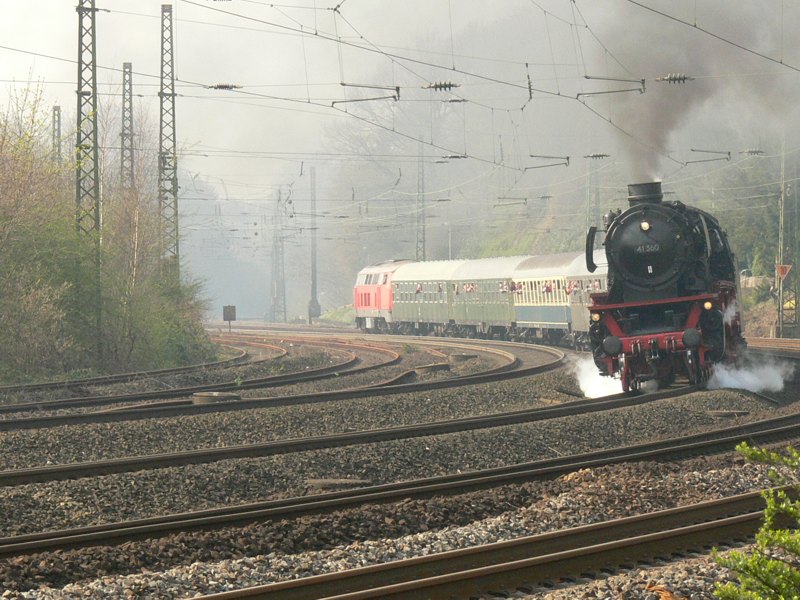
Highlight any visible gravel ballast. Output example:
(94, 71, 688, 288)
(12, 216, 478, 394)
(0, 389, 774, 536)
(0, 457, 782, 598)
(0, 344, 794, 599)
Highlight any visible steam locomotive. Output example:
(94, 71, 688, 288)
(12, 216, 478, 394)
(585, 181, 744, 391)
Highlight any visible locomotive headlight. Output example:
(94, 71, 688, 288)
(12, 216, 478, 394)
(591, 313, 601, 322)
(640, 221, 651, 231)
(703, 301, 713, 310)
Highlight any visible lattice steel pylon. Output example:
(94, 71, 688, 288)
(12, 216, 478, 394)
(76, 0, 103, 366)
(158, 4, 179, 279)
(270, 191, 287, 323)
(76, 0, 100, 235)
(120, 62, 134, 190)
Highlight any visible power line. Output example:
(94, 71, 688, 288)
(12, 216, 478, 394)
(622, 0, 800, 74)
(180, 0, 558, 98)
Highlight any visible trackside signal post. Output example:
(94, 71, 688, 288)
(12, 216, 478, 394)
(223, 305, 236, 333)
(308, 167, 321, 324)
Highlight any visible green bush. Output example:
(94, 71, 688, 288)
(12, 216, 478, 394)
(714, 443, 800, 599)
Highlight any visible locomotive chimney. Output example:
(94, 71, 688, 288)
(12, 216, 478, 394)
(627, 181, 663, 205)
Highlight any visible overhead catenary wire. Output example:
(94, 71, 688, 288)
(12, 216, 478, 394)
(1, 2, 669, 175)
(622, 0, 800, 74)
(7, 0, 795, 233)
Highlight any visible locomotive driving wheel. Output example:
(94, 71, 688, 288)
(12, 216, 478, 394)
(684, 350, 710, 385)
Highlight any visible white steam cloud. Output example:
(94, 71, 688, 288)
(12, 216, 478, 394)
(571, 351, 793, 397)
(569, 356, 622, 398)
(723, 300, 738, 325)
(708, 357, 795, 393)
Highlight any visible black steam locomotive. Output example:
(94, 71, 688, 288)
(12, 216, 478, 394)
(586, 181, 743, 391)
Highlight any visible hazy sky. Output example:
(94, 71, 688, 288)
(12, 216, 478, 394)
(3, 1, 798, 317)
(8, 1, 796, 186)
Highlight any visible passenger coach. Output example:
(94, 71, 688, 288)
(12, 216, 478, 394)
(511, 251, 606, 345)
(392, 256, 528, 337)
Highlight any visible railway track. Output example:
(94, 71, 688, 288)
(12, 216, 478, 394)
(0, 344, 250, 394)
(0, 338, 546, 432)
(0, 389, 793, 557)
(0, 336, 403, 421)
(2, 337, 795, 486)
(2, 329, 797, 597)
(193, 489, 772, 599)
(0, 337, 363, 416)
(0, 389, 597, 484)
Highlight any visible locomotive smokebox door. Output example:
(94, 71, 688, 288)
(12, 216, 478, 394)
(223, 305, 236, 333)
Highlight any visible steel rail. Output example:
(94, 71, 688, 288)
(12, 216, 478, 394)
(0, 340, 352, 415)
(193, 490, 771, 599)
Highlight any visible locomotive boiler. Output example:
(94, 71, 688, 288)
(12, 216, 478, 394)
(586, 181, 743, 391)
